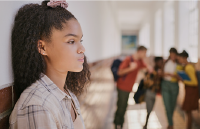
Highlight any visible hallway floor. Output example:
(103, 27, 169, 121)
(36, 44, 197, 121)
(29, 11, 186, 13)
(79, 61, 200, 129)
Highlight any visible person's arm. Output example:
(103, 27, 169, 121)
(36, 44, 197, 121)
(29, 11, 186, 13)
(117, 62, 138, 76)
(167, 73, 179, 78)
(183, 65, 198, 86)
(142, 64, 153, 73)
(141, 59, 153, 73)
(10, 105, 57, 129)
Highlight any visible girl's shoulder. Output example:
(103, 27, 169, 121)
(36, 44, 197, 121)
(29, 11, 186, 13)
(185, 63, 195, 71)
(16, 81, 50, 109)
(176, 64, 184, 71)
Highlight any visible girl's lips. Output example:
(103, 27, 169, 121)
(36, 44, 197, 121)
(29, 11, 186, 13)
(78, 59, 84, 63)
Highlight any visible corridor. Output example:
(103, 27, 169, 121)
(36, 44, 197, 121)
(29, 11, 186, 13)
(79, 60, 200, 129)
(1, 1, 200, 129)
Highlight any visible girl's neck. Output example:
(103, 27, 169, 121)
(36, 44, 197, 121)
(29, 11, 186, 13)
(45, 65, 68, 92)
(170, 59, 176, 62)
(184, 61, 189, 65)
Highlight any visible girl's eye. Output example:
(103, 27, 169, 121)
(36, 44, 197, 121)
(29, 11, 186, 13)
(68, 40, 75, 44)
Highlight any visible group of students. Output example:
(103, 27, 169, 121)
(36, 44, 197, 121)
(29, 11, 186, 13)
(161, 48, 199, 129)
(113, 46, 199, 129)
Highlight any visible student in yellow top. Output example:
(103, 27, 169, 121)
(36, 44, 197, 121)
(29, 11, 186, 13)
(178, 50, 199, 129)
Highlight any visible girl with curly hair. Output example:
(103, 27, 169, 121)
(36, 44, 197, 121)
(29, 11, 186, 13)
(9, 0, 90, 129)
(178, 50, 199, 129)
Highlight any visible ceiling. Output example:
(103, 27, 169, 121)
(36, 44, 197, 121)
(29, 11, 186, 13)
(113, 1, 161, 32)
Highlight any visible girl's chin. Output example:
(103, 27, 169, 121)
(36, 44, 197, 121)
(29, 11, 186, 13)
(71, 66, 83, 72)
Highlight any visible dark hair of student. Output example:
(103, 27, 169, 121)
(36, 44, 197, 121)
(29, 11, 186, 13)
(154, 57, 163, 63)
(169, 47, 178, 54)
(154, 57, 163, 71)
(179, 50, 189, 58)
(165, 47, 178, 64)
(137, 46, 147, 51)
(12, 0, 91, 98)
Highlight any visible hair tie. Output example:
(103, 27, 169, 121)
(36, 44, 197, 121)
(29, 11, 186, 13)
(47, 0, 68, 8)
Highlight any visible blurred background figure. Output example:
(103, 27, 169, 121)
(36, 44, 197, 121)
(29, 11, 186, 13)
(161, 48, 180, 129)
(143, 57, 164, 129)
(178, 50, 199, 129)
(113, 46, 149, 129)
(1, 1, 200, 129)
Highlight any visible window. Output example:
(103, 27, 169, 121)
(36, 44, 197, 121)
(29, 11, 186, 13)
(139, 23, 150, 55)
(188, 0, 198, 62)
(163, 1, 175, 58)
(154, 9, 162, 56)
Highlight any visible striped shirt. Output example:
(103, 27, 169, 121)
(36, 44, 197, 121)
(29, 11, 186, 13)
(9, 74, 85, 129)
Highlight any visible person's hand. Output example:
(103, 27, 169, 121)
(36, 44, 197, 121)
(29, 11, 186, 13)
(147, 65, 153, 73)
(177, 75, 183, 81)
(165, 73, 172, 76)
(129, 62, 138, 71)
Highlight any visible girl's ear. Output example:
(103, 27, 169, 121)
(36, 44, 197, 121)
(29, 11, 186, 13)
(37, 40, 47, 56)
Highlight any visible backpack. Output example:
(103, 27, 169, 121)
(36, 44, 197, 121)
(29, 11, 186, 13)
(133, 79, 146, 104)
(111, 56, 134, 82)
(111, 59, 122, 81)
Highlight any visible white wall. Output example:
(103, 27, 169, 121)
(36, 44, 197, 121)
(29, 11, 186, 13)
(154, 9, 163, 56)
(0, 2, 13, 87)
(68, 1, 121, 62)
(0, 1, 39, 87)
(163, 1, 175, 58)
(138, 23, 150, 49)
(0, 1, 121, 87)
(178, 1, 189, 53)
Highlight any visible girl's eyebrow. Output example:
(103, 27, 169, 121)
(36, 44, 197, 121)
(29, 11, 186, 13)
(65, 34, 83, 38)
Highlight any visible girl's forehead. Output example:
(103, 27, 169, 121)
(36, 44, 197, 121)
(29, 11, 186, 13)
(63, 19, 81, 31)
(52, 19, 83, 37)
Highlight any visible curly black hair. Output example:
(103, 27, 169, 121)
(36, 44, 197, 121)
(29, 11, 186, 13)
(179, 50, 189, 58)
(12, 0, 91, 98)
(169, 47, 178, 54)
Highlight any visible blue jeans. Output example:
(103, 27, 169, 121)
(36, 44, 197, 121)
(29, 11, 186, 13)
(161, 80, 179, 126)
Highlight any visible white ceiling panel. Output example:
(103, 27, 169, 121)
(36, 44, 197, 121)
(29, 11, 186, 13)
(114, 1, 158, 31)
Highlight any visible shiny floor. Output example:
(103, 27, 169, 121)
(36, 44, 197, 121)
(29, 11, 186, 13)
(78, 61, 200, 129)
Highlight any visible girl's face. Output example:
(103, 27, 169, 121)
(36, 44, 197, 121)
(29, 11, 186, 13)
(179, 57, 187, 64)
(42, 19, 85, 73)
(169, 52, 177, 61)
(156, 60, 163, 68)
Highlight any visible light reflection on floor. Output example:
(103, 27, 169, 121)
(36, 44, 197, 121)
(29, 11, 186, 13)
(125, 83, 162, 129)
(126, 110, 162, 129)
(128, 83, 138, 105)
